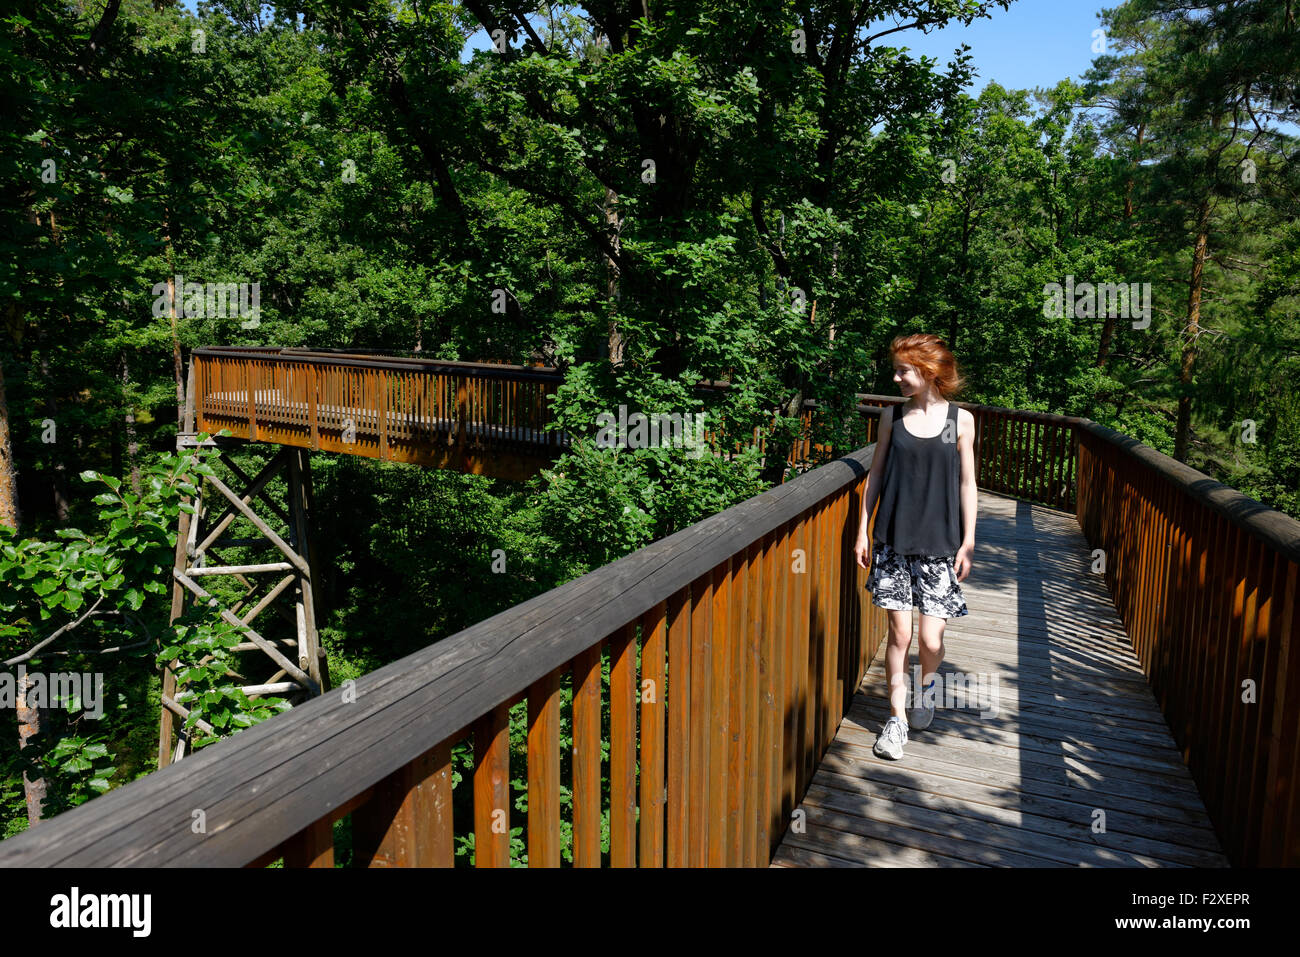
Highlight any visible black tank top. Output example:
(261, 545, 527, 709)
(871, 401, 962, 556)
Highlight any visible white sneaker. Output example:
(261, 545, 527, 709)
(908, 678, 937, 730)
(873, 716, 908, 759)
(907, 701, 935, 730)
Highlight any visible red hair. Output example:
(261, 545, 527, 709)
(889, 333, 967, 399)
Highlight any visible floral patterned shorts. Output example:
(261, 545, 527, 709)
(865, 542, 969, 619)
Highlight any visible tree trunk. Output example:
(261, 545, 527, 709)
(122, 354, 140, 495)
(161, 220, 185, 429)
(1101, 122, 1146, 368)
(169, 274, 184, 429)
(18, 670, 46, 825)
(603, 186, 625, 367)
(1176, 194, 1211, 462)
(0, 349, 19, 530)
(37, 349, 69, 522)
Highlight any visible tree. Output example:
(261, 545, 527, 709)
(1092, 0, 1300, 462)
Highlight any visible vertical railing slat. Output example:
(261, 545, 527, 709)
(610, 623, 638, 866)
(527, 667, 562, 867)
(1227, 534, 1263, 858)
(688, 571, 713, 867)
(726, 547, 746, 866)
(758, 531, 777, 863)
(666, 589, 691, 867)
(639, 601, 667, 867)
(572, 643, 602, 867)
(708, 560, 731, 866)
(743, 538, 761, 867)
(1260, 563, 1298, 866)
(473, 702, 511, 867)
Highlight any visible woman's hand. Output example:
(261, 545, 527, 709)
(954, 542, 974, 581)
(854, 535, 872, 570)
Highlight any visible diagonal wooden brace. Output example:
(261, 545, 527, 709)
(173, 568, 320, 695)
(204, 471, 311, 578)
(195, 448, 290, 558)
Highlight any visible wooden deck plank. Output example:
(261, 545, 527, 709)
(846, 696, 1191, 766)
(772, 489, 1230, 868)
(806, 780, 1190, 868)
(855, 665, 1180, 731)
(784, 823, 989, 867)
(828, 723, 1216, 816)
(796, 797, 1081, 867)
(806, 761, 1221, 866)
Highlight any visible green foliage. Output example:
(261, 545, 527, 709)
(0, 441, 224, 663)
(0, 433, 245, 834)
(43, 734, 116, 809)
(155, 606, 291, 749)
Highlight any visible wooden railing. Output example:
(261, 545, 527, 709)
(0, 425, 887, 866)
(1076, 421, 1300, 867)
(190, 348, 1081, 508)
(192, 346, 568, 478)
(5, 361, 1291, 866)
(190, 347, 843, 478)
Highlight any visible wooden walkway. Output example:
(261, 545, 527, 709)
(772, 490, 1230, 867)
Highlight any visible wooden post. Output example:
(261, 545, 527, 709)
(572, 643, 602, 867)
(158, 504, 192, 769)
(473, 702, 511, 867)
(309, 363, 319, 450)
(288, 449, 322, 685)
(161, 356, 200, 766)
(247, 359, 258, 441)
(378, 369, 389, 460)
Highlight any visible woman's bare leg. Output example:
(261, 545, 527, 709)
(884, 609, 913, 720)
(917, 612, 947, 702)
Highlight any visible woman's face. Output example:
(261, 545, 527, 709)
(893, 361, 927, 395)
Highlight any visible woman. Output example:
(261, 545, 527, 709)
(853, 333, 976, 761)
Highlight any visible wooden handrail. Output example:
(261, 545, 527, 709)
(0, 438, 883, 866)
(0, 388, 1106, 868)
(1075, 417, 1300, 867)
(192, 346, 567, 382)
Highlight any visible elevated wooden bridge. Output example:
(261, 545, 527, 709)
(185, 345, 832, 479)
(1, 347, 1296, 868)
(189, 346, 572, 480)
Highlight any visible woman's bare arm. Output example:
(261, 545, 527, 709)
(857, 408, 893, 543)
(958, 409, 976, 546)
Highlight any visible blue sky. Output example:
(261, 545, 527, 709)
(861, 0, 1110, 94)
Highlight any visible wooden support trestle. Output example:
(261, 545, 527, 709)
(158, 361, 328, 767)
